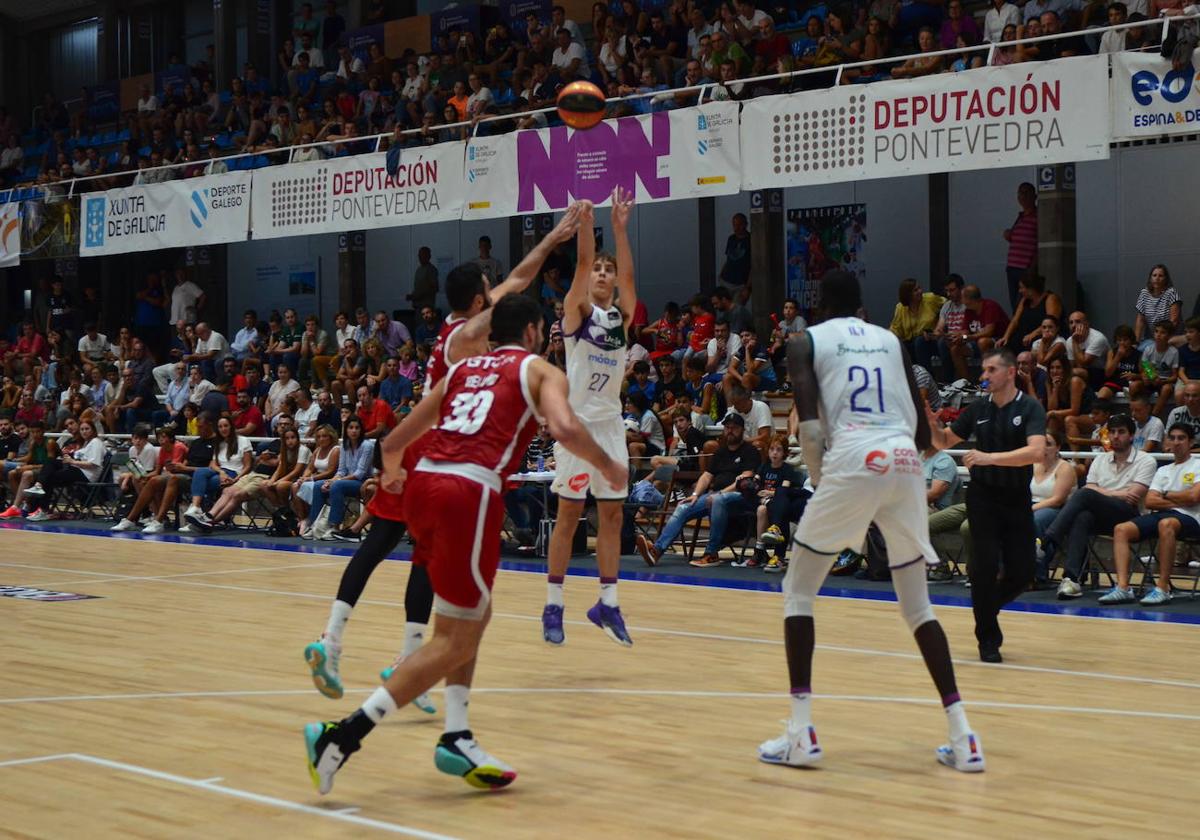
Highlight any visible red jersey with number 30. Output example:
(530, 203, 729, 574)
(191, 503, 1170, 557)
(418, 346, 540, 482)
(367, 315, 468, 521)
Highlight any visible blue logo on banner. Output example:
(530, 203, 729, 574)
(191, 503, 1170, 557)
(468, 146, 476, 161)
(468, 169, 476, 183)
(698, 140, 708, 155)
(190, 189, 209, 229)
(84, 197, 105, 248)
(697, 114, 708, 131)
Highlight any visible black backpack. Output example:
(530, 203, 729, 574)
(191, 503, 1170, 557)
(269, 507, 299, 538)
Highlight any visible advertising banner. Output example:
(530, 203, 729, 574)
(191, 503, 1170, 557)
(79, 171, 252, 258)
(0, 202, 19, 267)
(249, 144, 465, 240)
(741, 55, 1110, 188)
(462, 101, 741, 219)
(1110, 49, 1200, 141)
(786, 204, 866, 319)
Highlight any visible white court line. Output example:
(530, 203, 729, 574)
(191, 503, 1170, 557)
(2, 687, 1200, 722)
(0, 753, 75, 768)
(5, 557, 1200, 693)
(198, 776, 223, 783)
(0, 559, 347, 589)
(0, 753, 460, 840)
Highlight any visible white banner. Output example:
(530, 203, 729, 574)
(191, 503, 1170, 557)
(79, 171, 252, 257)
(0, 202, 18, 267)
(1110, 49, 1200, 141)
(462, 101, 740, 219)
(741, 55, 1110, 188)
(249, 143, 464, 240)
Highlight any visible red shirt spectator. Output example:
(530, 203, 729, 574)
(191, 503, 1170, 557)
(964, 286, 1010, 339)
(754, 18, 792, 67)
(157, 440, 189, 467)
(360, 395, 397, 438)
(233, 404, 265, 437)
(225, 373, 249, 410)
(14, 399, 45, 426)
(15, 329, 49, 362)
(689, 311, 715, 353)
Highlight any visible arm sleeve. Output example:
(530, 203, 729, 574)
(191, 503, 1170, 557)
(948, 401, 977, 440)
(1023, 400, 1047, 436)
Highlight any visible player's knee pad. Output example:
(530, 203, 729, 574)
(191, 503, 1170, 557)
(782, 543, 826, 618)
(893, 561, 936, 633)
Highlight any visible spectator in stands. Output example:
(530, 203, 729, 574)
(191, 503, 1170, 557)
(115, 423, 158, 500)
(1099, 2, 1130, 52)
(181, 416, 253, 531)
(106, 367, 157, 433)
(266, 364, 301, 423)
(890, 278, 945, 360)
(293, 423, 340, 537)
(705, 321, 741, 377)
(636, 413, 761, 567)
(1095, 323, 1137, 400)
(412, 306, 439, 349)
(1030, 429, 1076, 567)
(186, 322, 231, 381)
(1175, 317, 1200, 397)
(940, 0, 982, 46)
(1129, 392, 1164, 452)
(232, 388, 265, 437)
(999, 274, 1063, 352)
(1045, 356, 1095, 434)
(378, 357, 414, 411)
(170, 269, 205, 326)
(329, 337, 365, 406)
(1133, 264, 1181, 349)
(1066, 310, 1112, 392)
(1102, 421, 1200, 605)
(111, 413, 217, 533)
(625, 392, 666, 462)
(306, 415, 373, 539)
(723, 384, 773, 454)
(749, 434, 808, 571)
(355, 383, 397, 440)
(1041, 413, 1157, 599)
(230, 309, 261, 362)
(728, 328, 776, 392)
(370, 310, 412, 357)
(20, 417, 104, 520)
(985, 0, 1021, 43)
(298, 315, 331, 387)
(1002, 183, 1038, 311)
(891, 27, 945, 77)
(1135, 320, 1180, 416)
(1167, 381, 1200, 440)
(266, 309, 302, 375)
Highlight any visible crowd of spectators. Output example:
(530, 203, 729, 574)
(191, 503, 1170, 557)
(2, 0, 1190, 192)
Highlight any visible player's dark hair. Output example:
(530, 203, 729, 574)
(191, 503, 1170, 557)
(1168, 421, 1196, 440)
(491, 294, 543, 346)
(627, 391, 649, 413)
(446, 262, 487, 313)
(817, 269, 861, 319)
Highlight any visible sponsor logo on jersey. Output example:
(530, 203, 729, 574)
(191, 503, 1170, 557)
(568, 473, 590, 492)
(864, 450, 889, 475)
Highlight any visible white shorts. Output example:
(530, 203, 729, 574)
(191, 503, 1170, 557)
(793, 435, 938, 568)
(551, 416, 629, 501)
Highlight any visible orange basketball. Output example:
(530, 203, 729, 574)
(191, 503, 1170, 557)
(556, 81, 606, 130)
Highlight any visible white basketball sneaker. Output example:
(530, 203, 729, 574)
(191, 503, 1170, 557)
(936, 731, 986, 773)
(758, 720, 823, 767)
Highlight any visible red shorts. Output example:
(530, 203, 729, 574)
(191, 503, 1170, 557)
(365, 443, 422, 522)
(405, 471, 504, 617)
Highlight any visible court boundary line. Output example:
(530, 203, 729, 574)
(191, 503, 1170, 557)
(0, 752, 461, 839)
(10, 521, 1200, 627)
(2, 688, 1200, 722)
(5, 553, 1200, 692)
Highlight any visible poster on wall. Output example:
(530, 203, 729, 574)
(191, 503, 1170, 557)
(0, 202, 19, 267)
(741, 55, 1109, 188)
(253, 260, 319, 320)
(786, 204, 866, 320)
(462, 101, 741, 219)
(1109, 48, 1200, 142)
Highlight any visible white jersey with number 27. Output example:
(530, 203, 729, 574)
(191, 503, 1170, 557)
(564, 302, 627, 423)
(807, 316, 917, 450)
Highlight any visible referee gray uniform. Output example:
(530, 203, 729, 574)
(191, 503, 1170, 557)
(949, 392, 1047, 654)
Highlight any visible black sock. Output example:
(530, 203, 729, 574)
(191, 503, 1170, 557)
(783, 616, 814, 692)
(338, 709, 376, 747)
(914, 620, 958, 699)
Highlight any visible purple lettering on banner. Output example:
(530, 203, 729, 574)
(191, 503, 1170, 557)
(516, 113, 672, 212)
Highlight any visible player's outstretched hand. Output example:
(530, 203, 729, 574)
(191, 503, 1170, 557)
(600, 458, 629, 495)
(548, 202, 583, 244)
(610, 187, 634, 231)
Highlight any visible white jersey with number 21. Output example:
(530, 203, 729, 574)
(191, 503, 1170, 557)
(807, 316, 917, 451)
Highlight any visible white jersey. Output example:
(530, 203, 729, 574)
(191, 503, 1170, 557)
(564, 302, 627, 422)
(808, 316, 917, 449)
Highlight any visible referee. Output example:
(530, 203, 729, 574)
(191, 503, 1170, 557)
(928, 347, 1046, 663)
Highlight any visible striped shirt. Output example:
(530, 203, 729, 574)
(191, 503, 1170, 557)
(1006, 210, 1037, 269)
(1134, 287, 1180, 330)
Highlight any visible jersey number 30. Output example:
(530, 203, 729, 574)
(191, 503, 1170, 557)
(848, 365, 885, 413)
(441, 391, 495, 435)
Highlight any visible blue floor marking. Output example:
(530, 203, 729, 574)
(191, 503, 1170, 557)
(6, 520, 1200, 627)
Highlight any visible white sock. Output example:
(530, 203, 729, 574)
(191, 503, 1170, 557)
(546, 581, 564, 607)
(790, 692, 812, 727)
(599, 580, 618, 607)
(324, 600, 353, 646)
(444, 684, 471, 733)
(402, 622, 426, 658)
(361, 686, 398, 724)
(945, 701, 971, 740)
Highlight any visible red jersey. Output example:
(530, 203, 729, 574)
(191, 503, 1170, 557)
(417, 345, 540, 483)
(368, 315, 468, 521)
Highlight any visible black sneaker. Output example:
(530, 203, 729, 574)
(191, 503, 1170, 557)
(303, 720, 359, 795)
(829, 549, 861, 577)
(927, 562, 954, 582)
(332, 528, 361, 542)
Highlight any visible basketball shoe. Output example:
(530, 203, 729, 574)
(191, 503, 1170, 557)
(586, 601, 632, 646)
(434, 730, 517, 789)
(758, 720, 823, 767)
(541, 604, 565, 645)
(304, 636, 344, 699)
(303, 720, 358, 794)
(378, 660, 437, 714)
(936, 731, 986, 773)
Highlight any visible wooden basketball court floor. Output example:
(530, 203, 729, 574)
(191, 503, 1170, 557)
(3, 528, 1199, 839)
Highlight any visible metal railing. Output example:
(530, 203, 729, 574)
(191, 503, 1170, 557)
(6, 11, 1197, 203)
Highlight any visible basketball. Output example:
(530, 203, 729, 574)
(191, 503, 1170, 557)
(556, 81, 606, 130)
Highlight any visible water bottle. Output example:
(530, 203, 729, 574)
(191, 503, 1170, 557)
(536, 452, 545, 472)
